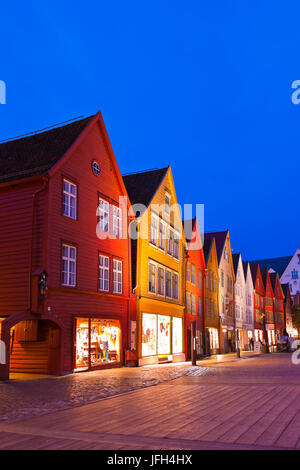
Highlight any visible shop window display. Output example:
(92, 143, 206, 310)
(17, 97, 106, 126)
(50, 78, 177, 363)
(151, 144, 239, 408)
(157, 315, 171, 355)
(142, 314, 157, 357)
(172, 317, 183, 353)
(75, 318, 121, 370)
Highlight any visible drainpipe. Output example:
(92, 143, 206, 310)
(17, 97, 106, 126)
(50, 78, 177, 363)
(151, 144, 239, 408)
(29, 176, 49, 312)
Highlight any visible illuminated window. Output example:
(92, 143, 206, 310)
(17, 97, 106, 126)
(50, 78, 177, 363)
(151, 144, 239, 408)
(99, 255, 109, 292)
(63, 179, 77, 219)
(62, 244, 76, 286)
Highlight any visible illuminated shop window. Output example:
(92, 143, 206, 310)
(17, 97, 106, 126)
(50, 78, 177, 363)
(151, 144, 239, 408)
(172, 317, 183, 353)
(142, 314, 157, 357)
(157, 315, 171, 355)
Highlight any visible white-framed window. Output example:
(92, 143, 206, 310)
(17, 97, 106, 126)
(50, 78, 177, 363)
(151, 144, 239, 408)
(166, 270, 172, 297)
(165, 193, 170, 215)
(198, 269, 202, 289)
(159, 221, 166, 250)
(158, 267, 165, 295)
(113, 259, 122, 293)
(191, 264, 195, 285)
(63, 179, 77, 219)
(99, 255, 110, 292)
(98, 198, 110, 232)
(167, 228, 173, 255)
(150, 214, 158, 246)
(191, 294, 196, 314)
(198, 296, 202, 316)
(186, 292, 191, 313)
(174, 232, 180, 259)
(62, 244, 76, 286)
(149, 263, 156, 293)
(112, 206, 122, 238)
(172, 272, 179, 299)
(187, 261, 191, 283)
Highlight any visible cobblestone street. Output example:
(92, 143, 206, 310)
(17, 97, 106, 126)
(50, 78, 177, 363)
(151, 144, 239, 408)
(1, 353, 300, 449)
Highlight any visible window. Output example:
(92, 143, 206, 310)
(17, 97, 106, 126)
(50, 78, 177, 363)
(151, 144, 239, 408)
(292, 269, 298, 279)
(191, 294, 196, 314)
(149, 263, 156, 293)
(63, 179, 77, 219)
(198, 297, 202, 316)
(186, 262, 191, 282)
(174, 232, 179, 259)
(165, 194, 170, 215)
(150, 214, 158, 245)
(290, 284, 293, 293)
(113, 259, 122, 293)
(221, 270, 224, 287)
(206, 298, 209, 317)
(112, 206, 122, 238)
(210, 272, 213, 291)
(91, 160, 100, 176)
(167, 229, 173, 255)
(224, 246, 229, 261)
(172, 272, 179, 299)
(198, 270, 202, 289)
(99, 255, 109, 292)
(206, 271, 209, 289)
(191, 264, 195, 285)
(98, 198, 109, 232)
(159, 222, 166, 250)
(158, 267, 165, 295)
(62, 244, 76, 286)
(166, 270, 172, 297)
(186, 292, 191, 313)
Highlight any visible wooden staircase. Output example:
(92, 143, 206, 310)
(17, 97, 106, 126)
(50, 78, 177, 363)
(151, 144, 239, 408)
(10, 338, 49, 374)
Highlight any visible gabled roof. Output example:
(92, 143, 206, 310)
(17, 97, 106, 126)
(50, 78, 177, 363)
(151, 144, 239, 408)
(281, 283, 291, 302)
(242, 261, 249, 279)
(249, 256, 292, 278)
(0, 116, 95, 184)
(232, 253, 241, 277)
(269, 272, 278, 293)
(122, 167, 169, 211)
(250, 263, 259, 285)
(183, 217, 196, 244)
(204, 230, 228, 264)
(203, 238, 214, 265)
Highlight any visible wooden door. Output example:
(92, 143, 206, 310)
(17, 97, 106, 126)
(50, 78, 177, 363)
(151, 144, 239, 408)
(48, 326, 61, 375)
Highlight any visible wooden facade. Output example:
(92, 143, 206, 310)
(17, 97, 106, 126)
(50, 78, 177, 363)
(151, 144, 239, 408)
(203, 238, 220, 354)
(0, 112, 135, 379)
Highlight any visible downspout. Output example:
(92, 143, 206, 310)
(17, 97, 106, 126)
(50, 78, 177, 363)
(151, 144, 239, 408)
(29, 176, 49, 312)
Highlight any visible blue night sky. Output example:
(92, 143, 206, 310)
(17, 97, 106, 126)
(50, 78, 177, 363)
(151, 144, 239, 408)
(0, 1, 299, 260)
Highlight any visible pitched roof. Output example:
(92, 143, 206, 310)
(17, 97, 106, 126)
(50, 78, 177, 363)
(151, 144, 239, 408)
(232, 253, 241, 277)
(183, 217, 196, 244)
(203, 238, 214, 265)
(0, 116, 95, 184)
(204, 230, 228, 264)
(269, 272, 278, 292)
(122, 167, 169, 212)
(249, 256, 292, 278)
(242, 261, 249, 279)
(250, 263, 259, 285)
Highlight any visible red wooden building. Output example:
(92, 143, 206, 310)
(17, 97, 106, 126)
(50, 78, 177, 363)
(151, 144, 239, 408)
(261, 269, 276, 346)
(250, 263, 265, 342)
(184, 218, 206, 359)
(270, 272, 285, 341)
(0, 112, 135, 380)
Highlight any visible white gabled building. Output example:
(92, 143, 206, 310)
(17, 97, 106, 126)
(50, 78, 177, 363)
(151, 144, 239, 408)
(232, 254, 254, 350)
(280, 249, 300, 303)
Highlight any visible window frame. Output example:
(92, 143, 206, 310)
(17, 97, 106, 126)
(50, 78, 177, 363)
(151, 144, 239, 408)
(62, 178, 77, 220)
(61, 243, 77, 287)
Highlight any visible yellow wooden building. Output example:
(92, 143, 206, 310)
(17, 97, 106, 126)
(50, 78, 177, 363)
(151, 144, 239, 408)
(203, 237, 220, 354)
(123, 166, 186, 365)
